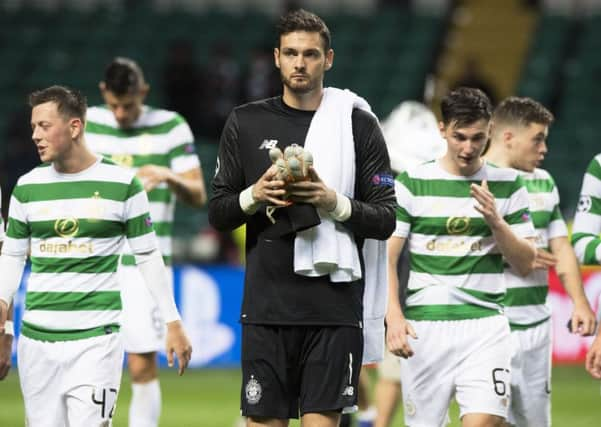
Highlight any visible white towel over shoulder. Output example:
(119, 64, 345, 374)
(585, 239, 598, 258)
(294, 87, 370, 281)
(293, 87, 387, 364)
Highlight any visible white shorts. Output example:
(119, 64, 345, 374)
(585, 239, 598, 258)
(400, 315, 512, 427)
(18, 333, 124, 427)
(507, 320, 551, 427)
(119, 265, 171, 353)
(378, 349, 401, 382)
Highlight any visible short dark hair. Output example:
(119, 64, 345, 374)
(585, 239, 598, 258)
(440, 87, 492, 128)
(29, 85, 87, 122)
(103, 57, 145, 96)
(493, 96, 554, 127)
(276, 9, 331, 51)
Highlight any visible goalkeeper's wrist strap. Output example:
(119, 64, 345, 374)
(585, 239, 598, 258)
(4, 320, 14, 336)
(240, 185, 260, 214)
(329, 193, 352, 222)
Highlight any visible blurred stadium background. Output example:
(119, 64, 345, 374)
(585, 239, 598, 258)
(1, 0, 601, 425)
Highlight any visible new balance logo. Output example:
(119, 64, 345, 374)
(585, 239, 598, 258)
(342, 386, 354, 397)
(259, 139, 278, 150)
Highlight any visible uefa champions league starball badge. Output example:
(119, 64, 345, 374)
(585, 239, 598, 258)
(578, 195, 592, 213)
(245, 375, 262, 405)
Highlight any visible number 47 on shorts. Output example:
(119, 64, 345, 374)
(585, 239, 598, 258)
(92, 387, 118, 420)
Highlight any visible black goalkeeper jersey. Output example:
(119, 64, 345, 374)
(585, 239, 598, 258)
(209, 96, 396, 326)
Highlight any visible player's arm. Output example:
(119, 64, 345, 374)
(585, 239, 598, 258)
(549, 236, 596, 335)
(208, 111, 249, 231)
(174, 166, 206, 206)
(137, 165, 207, 207)
(134, 249, 191, 375)
(0, 190, 29, 336)
(545, 180, 596, 335)
(137, 116, 208, 206)
(338, 111, 397, 240)
(471, 180, 536, 276)
(0, 253, 24, 325)
(0, 302, 14, 380)
(0, 251, 26, 380)
(586, 331, 601, 379)
(0, 190, 14, 380)
(384, 176, 417, 358)
(572, 156, 601, 264)
(209, 111, 287, 231)
(0, 188, 30, 380)
(125, 176, 191, 375)
(385, 236, 417, 358)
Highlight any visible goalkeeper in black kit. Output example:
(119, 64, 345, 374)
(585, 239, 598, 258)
(208, 8, 396, 427)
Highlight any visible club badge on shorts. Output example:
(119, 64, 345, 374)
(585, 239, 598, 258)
(245, 375, 262, 405)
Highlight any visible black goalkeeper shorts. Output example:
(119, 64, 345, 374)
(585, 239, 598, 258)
(240, 324, 363, 419)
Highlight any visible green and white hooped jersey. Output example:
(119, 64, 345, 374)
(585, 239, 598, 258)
(504, 168, 567, 330)
(573, 153, 601, 264)
(394, 160, 535, 321)
(85, 105, 200, 266)
(2, 158, 158, 341)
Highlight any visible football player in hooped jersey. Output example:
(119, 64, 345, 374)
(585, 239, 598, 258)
(0, 85, 191, 427)
(386, 87, 537, 427)
(571, 140, 601, 378)
(486, 97, 595, 426)
(86, 57, 206, 427)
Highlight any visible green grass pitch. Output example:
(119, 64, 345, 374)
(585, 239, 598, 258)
(0, 366, 598, 426)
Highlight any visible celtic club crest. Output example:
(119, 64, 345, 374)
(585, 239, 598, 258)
(54, 217, 79, 238)
(446, 216, 470, 235)
(245, 375, 262, 405)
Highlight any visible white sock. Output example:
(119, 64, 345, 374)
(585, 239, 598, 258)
(129, 379, 161, 427)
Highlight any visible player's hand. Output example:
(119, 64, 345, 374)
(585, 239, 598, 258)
(0, 333, 12, 380)
(532, 248, 557, 270)
(165, 320, 192, 376)
(0, 299, 11, 380)
(0, 299, 8, 335)
(585, 332, 601, 379)
(470, 180, 502, 227)
(252, 165, 288, 206)
(569, 302, 597, 336)
(137, 165, 171, 192)
(385, 313, 417, 359)
(286, 167, 337, 211)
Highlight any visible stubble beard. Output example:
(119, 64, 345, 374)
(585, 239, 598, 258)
(281, 73, 316, 95)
